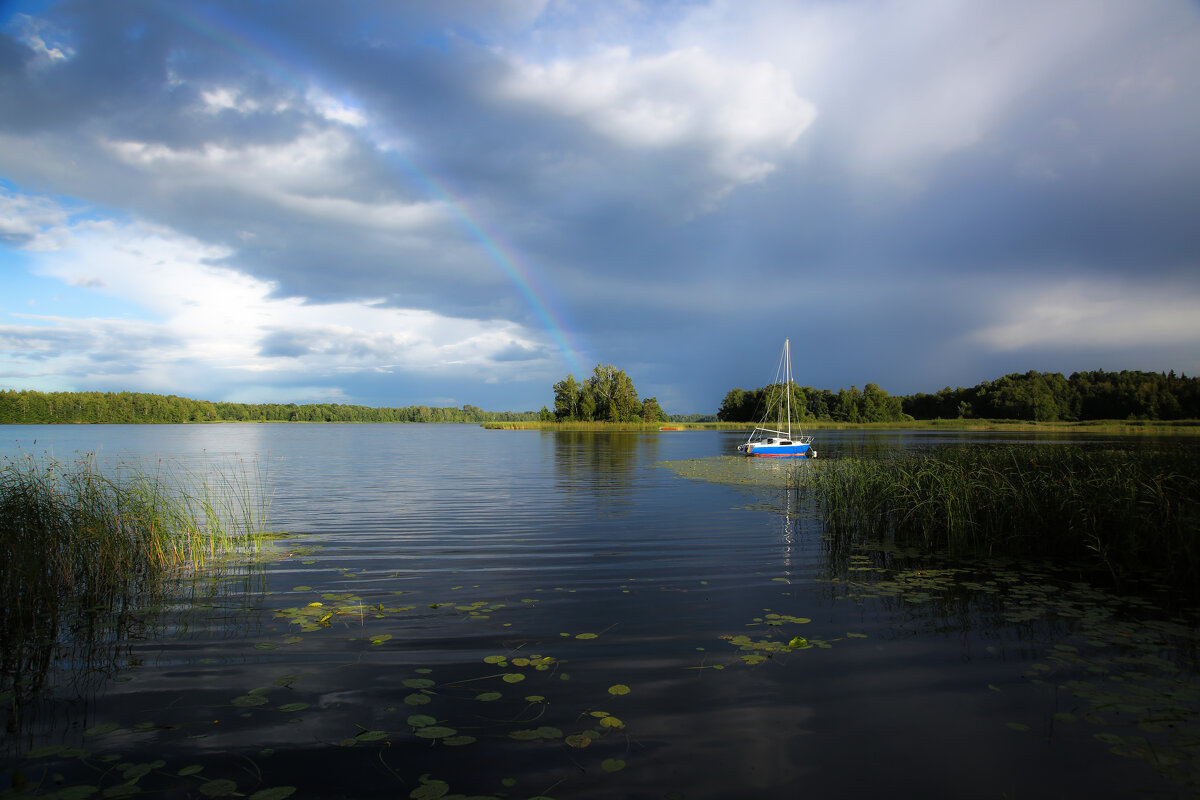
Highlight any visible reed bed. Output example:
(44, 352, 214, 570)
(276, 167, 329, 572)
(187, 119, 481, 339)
(482, 420, 697, 430)
(0, 454, 270, 609)
(801, 445, 1200, 588)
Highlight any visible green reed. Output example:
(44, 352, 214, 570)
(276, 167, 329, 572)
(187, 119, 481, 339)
(0, 454, 273, 738)
(800, 446, 1200, 588)
(0, 454, 270, 604)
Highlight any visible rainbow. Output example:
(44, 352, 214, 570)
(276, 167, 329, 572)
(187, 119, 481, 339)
(154, 0, 587, 377)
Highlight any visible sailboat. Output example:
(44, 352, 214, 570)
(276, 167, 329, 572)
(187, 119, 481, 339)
(736, 338, 816, 458)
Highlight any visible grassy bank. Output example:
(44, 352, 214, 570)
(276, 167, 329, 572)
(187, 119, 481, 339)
(482, 420, 700, 430)
(800, 445, 1200, 589)
(484, 419, 1200, 433)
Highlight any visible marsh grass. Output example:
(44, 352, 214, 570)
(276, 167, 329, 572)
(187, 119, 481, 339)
(484, 419, 1200, 432)
(801, 445, 1200, 589)
(0, 454, 270, 669)
(0, 454, 269, 596)
(0, 454, 273, 733)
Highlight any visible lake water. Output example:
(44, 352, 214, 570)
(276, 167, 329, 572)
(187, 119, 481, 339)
(1, 424, 1197, 799)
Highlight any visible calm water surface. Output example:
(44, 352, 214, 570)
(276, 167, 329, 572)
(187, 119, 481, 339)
(1, 424, 1197, 799)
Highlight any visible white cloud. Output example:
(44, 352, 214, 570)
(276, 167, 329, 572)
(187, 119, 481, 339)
(0, 191, 70, 246)
(499, 45, 816, 185)
(972, 279, 1200, 351)
(10, 13, 73, 65)
(1, 192, 554, 394)
(306, 87, 367, 128)
(664, 0, 1194, 181)
(103, 132, 445, 231)
(199, 87, 261, 115)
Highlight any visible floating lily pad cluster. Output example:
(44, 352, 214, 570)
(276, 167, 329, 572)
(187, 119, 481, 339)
(1007, 586, 1200, 791)
(823, 545, 1200, 792)
(717, 605, 869, 666)
(320, 648, 635, 796)
(274, 591, 416, 632)
(17, 735, 295, 799)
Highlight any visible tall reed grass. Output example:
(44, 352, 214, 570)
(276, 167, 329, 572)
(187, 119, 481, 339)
(0, 454, 272, 736)
(0, 454, 270, 608)
(801, 445, 1200, 588)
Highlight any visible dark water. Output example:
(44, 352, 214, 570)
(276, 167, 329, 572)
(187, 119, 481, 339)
(1, 424, 1197, 799)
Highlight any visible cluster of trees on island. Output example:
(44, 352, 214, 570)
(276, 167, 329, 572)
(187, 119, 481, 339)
(717, 369, 1200, 423)
(550, 364, 669, 422)
(1, 368, 1196, 425)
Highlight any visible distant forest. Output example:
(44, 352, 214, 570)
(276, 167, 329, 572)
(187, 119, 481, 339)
(1, 368, 1197, 425)
(0, 390, 540, 425)
(718, 369, 1200, 423)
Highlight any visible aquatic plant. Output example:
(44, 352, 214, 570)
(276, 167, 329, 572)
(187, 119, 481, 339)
(0, 453, 272, 730)
(801, 445, 1200, 589)
(0, 454, 269, 596)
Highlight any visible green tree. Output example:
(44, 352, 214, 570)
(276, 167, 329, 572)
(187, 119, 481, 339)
(553, 374, 582, 420)
(547, 363, 662, 422)
(641, 396, 667, 422)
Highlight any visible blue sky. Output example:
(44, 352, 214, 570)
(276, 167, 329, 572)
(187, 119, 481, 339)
(1, 0, 1198, 413)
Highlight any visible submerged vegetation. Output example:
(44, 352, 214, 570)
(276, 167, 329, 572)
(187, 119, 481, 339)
(801, 445, 1200, 590)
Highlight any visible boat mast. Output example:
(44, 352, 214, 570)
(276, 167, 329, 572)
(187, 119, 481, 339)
(784, 338, 791, 439)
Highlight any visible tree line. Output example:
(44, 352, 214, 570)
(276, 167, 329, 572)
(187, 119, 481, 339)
(718, 383, 905, 423)
(718, 369, 1200, 423)
(0, 390, 541, 425)
(552, 364, 669, 422)
(902, 369, 1200, 421)
(4, 368, 1196, 426)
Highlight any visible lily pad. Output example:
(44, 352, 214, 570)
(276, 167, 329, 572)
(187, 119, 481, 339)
(199, 779, 239, 797)
(24, 744, 71, 759)
(414, 726, 458, 739)
(607, 684, 631, 696)
(409, 779, 450, 800)
(249, 789, 297, 800)
(356, 730, 389, 741)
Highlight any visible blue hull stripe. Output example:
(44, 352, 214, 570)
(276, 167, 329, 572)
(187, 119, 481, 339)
(745, 445, 810, 458)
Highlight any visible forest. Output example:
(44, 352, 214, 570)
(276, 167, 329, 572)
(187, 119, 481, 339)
(2, 368, 1196, 425)
(0, 390, 540, 425)
(718, 369, 1200, 423)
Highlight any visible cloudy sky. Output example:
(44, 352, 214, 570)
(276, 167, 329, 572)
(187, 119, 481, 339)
(1, 0, 1198, 414)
